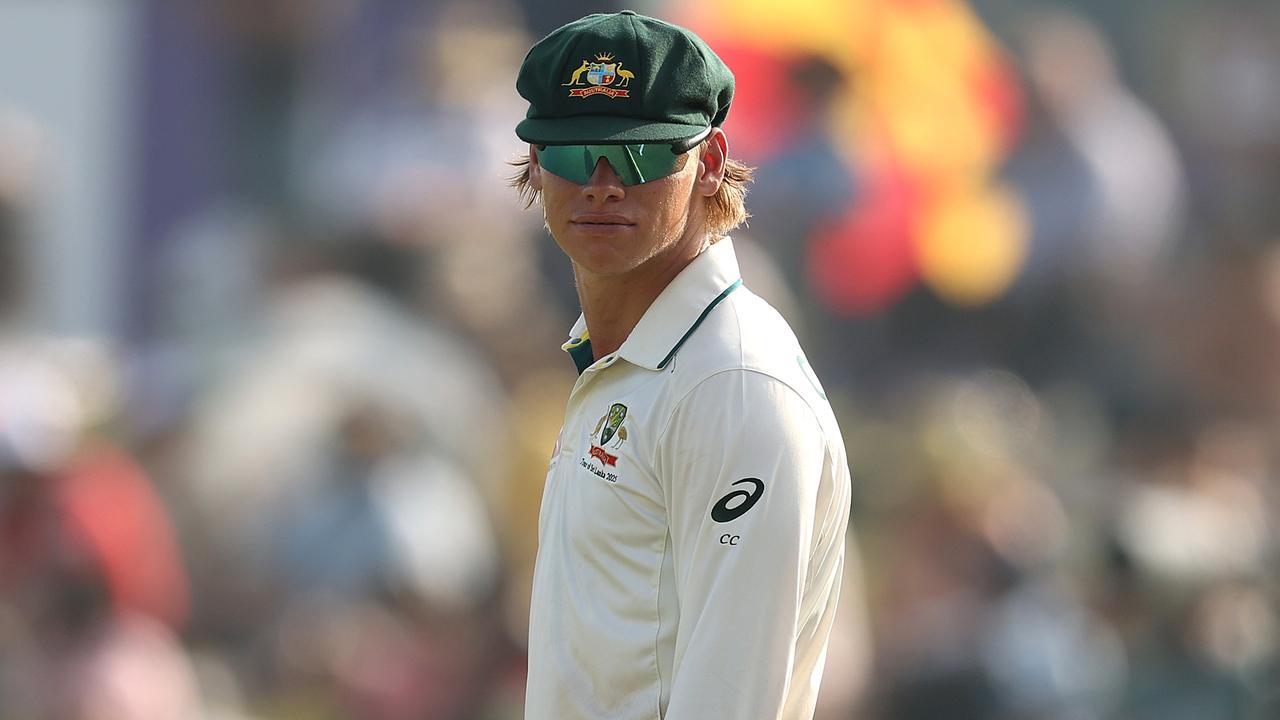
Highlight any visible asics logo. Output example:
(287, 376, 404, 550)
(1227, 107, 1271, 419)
(711, 478, 764, 522)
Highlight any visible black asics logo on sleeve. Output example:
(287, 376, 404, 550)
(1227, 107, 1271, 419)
(711, 478, 764, 522)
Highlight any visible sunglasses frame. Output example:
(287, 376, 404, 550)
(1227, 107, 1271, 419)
(534, 130, 710, 187)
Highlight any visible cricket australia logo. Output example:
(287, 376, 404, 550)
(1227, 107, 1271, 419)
(580, 402, 629, 482)
(563, 53, 634, 99)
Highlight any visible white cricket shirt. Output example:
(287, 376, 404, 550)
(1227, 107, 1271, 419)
(526, 239, 851, 719)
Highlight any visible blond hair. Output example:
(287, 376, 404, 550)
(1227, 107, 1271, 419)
(508, 140, 754, 238)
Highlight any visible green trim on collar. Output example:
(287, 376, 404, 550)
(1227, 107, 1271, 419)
(565, 337, 595, 375)
(656, 278, 742, 370)
(561, 329, 595, 375)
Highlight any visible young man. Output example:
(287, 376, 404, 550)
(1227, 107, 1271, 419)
(513, 12, 851, 719)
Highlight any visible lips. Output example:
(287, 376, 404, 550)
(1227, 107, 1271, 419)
(571, 214, 635, 226)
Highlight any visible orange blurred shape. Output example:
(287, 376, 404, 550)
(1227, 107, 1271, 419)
(916, 182, 1029, 306)
(969, 55, 1023, 156)
(862, 0, 1023, 178)
(680, 0, 1028, 312)
(679, 0, 875, 60)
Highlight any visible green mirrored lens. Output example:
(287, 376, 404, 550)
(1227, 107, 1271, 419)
(536, 144, 680, 186)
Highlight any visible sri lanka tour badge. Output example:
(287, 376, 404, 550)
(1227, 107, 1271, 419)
(588, 403, 629, 466)
(563, 53, 633, 98)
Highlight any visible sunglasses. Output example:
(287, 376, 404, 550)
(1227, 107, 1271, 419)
(534, 134, 704, 187)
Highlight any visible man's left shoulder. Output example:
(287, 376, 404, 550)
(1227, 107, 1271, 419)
(678, 287, 829, 408)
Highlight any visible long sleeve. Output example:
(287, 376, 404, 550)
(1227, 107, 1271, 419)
(654, 368, 833, 719)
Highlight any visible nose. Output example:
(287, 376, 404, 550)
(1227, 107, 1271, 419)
(581, 156, 625, 202)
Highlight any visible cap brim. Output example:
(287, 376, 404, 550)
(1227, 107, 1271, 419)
(516, 115, 710, 146)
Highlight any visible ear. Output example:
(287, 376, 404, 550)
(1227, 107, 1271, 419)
(528, 143, 544, 191)
(694, 128, 728, 199)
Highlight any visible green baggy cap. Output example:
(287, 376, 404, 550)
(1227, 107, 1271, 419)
(515, 11, 735, 146)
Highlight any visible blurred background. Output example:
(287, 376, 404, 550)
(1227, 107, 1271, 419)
(0, 0, 1277, 718)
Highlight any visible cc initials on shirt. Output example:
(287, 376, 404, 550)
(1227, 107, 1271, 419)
(719, 534, 740, 546)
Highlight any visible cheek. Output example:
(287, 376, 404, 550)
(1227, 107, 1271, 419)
(647, 174, 697, 231)
(539, 178, 575, 227)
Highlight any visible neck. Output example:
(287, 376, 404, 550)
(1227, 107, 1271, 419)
(574, 233, 712, 360)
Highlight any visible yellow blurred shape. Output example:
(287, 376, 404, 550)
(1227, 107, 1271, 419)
(679, 0, 1018, 176)
(917, 183, 1028, 306)
(679, 0, 874, 61)
(678, 0, 1028, 305)
(867, 0, 1012, 177)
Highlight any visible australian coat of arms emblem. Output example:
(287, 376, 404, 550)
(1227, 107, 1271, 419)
(588, 402, 629, 466)
(564, 53, 634, 98)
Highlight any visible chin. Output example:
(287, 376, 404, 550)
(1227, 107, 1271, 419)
(573, 247, 641, 277)
(553, 229, 631, 270)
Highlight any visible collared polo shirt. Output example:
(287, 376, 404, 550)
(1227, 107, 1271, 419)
(526, 239, 851, 720)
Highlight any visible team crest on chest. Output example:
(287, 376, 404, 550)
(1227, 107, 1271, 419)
(589, 402, 628, 466)
(563, 53, 633, 99)
(580, 402, 630, 481)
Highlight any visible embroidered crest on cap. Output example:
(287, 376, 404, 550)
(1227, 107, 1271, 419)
(563, 53, 633, 98)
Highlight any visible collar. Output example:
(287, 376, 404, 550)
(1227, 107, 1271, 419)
(561, 239, 743, 373)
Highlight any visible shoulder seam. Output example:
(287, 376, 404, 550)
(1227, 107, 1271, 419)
(651, 366, 829, 463)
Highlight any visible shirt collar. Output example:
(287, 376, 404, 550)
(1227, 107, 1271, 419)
(561, 238, 743, 373)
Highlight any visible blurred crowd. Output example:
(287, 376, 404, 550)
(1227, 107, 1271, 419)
(0, 0, 1277, 718)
